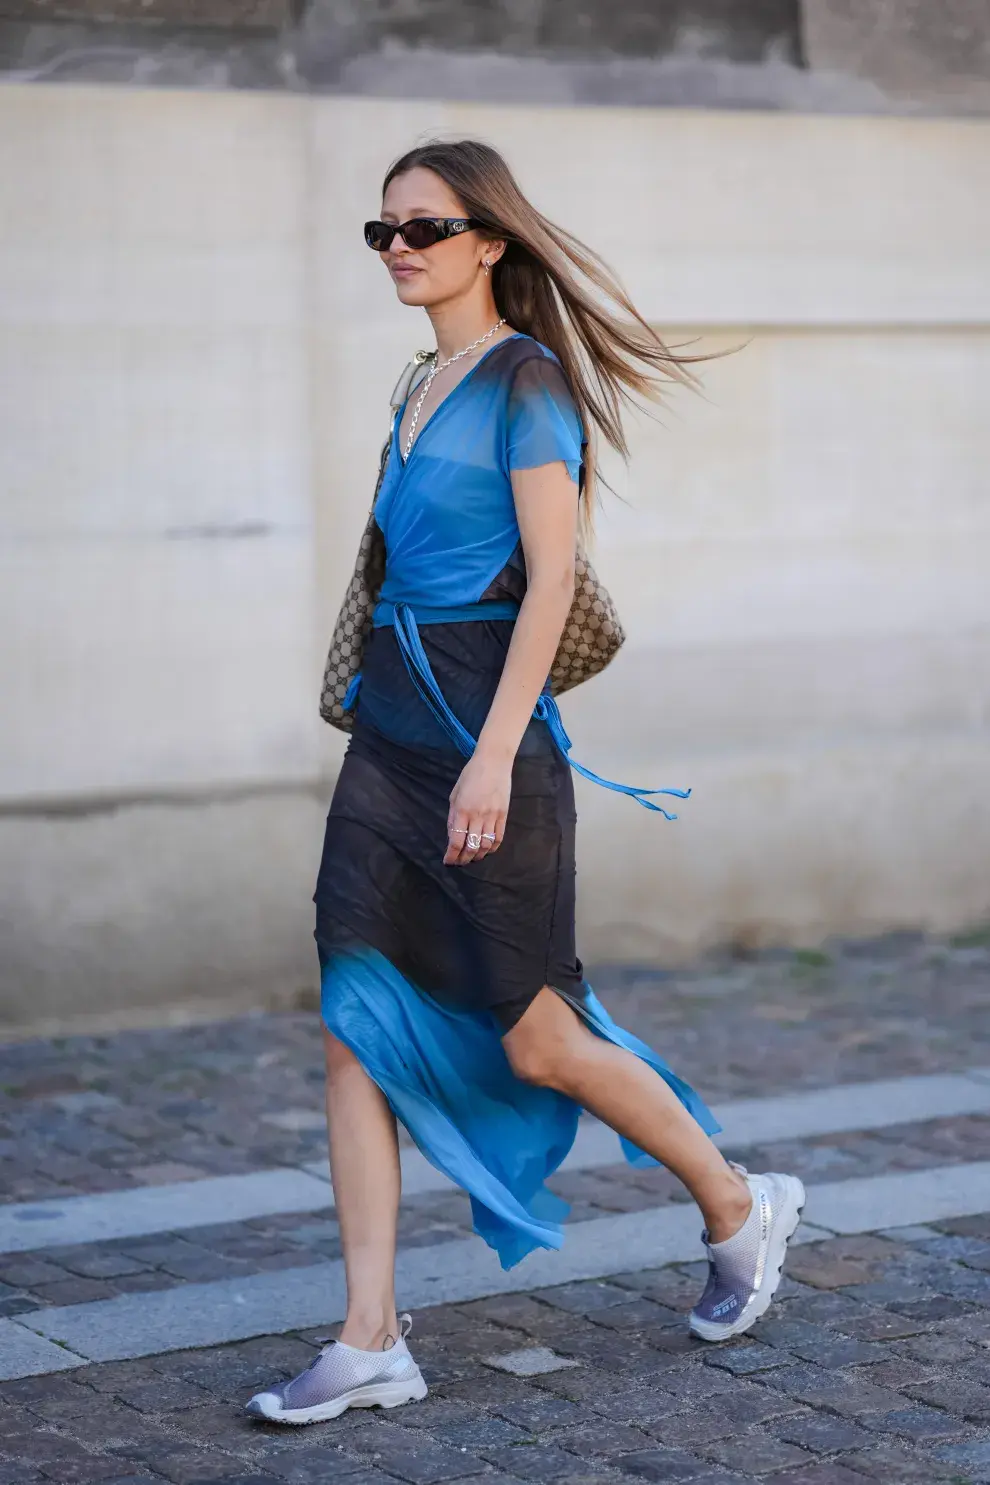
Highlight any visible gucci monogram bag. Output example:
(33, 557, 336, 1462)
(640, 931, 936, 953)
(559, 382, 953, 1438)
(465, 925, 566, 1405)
(319, 355, 626, 734)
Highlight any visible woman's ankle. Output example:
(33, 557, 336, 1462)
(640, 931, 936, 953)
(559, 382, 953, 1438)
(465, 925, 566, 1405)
(703, 1167, 753, 1244)
(338, 1308, 400, 1351)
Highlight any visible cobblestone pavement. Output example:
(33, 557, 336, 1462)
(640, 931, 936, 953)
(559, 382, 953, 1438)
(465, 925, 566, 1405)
(2, 932, 988, 1204)
(3, 1221, 990, 1483)
(1, 930, 989, 1483)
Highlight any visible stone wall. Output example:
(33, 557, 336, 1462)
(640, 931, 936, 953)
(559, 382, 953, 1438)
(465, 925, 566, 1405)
(1, 85, 989, 1036)
(1, 0, 988, 113)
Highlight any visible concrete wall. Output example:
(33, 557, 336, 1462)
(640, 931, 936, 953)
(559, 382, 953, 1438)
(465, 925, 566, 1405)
(3, 0, 989, 116)
(1, 85, 989, 1034)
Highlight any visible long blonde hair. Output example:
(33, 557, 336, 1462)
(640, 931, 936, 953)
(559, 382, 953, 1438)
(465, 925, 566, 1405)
(383, 138, 706, 505)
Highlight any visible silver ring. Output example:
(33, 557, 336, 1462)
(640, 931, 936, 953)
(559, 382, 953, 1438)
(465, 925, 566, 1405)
(481, 833, 497, 842)
(450, 828, 467, 835)
(465, 832, 482, 851)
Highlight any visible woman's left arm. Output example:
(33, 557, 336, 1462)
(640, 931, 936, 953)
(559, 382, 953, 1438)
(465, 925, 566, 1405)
(444, 461, 577, 866)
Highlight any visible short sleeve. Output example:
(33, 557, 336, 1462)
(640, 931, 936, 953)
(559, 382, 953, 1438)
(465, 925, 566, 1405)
(505, 352, 584, 485)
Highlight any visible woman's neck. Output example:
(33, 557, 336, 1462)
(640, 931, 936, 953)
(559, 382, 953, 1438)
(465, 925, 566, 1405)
(427, 290, 504, 362)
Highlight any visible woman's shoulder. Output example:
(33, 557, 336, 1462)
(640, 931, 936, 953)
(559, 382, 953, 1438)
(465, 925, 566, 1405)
(496, 332, 559, 369)
(491, 334, 575, 402)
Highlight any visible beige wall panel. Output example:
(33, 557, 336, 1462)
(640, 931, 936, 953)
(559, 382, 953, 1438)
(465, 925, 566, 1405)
(0, 327, 309, 536)
(0, 792, 324, 1036)
(306, 97, 990, 329)
(574, 733, 990, 961)
(1, 538, 319, 800)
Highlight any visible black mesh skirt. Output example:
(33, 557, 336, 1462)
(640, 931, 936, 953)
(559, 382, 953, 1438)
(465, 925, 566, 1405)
(314, 615, 587, 1032)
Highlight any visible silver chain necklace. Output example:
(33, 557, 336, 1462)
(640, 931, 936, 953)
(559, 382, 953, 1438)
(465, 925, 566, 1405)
(402, 319, 505, 461)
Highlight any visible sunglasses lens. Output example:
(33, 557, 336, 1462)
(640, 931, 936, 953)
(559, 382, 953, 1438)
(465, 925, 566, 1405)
(401, 219, 440, 250)
(364, 222, 393, 251)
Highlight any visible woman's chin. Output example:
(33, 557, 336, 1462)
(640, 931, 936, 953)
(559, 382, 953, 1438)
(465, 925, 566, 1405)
(393, 278, 434, 308)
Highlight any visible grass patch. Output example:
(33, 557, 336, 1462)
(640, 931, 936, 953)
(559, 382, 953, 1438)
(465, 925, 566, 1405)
(792, 948, 831, 970)
(950, 924, 990, 949)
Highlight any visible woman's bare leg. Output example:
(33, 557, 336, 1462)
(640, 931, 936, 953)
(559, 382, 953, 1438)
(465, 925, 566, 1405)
(503, 989, 751, 1242)
(323, 1026, 401, 1348)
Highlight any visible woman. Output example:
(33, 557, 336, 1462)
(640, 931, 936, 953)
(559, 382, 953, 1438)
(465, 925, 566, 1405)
(247, 140, 804, 1426)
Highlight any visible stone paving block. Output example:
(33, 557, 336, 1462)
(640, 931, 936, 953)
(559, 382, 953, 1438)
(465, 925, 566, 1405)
(64, 1402, 172, 1450)
(890, 1294, 974, 1322)
(483, 1347, 581, 1379)
(942, 1213, 990, 1239)
(428, 1418, 527, 1450)
(455, 1297, 562, 1334)
(934, 1437, 990, 1478)
(480, 1442, 578, 1478)
(156, 1458, 281, 1485)
(66, 1476, 165, 1484)
(776, 1293, 867, 1326)
(877, 1224, 942, 1243)
(703, 1342, 794, 1375)
(961, 1356, 990, 1388)
(904, 1375, 990, 1419)
(0, 1296, 42, 1318)
(0, 1257, 72, 1288)
(0, 1466, 45, 1485)
(560, 1420, 654, 1457)
(829, 1309, 927, 1341)
(47, 1247, 156, 1281)
(612, 1448, 721, 1481)
(838, 1442, 966, 1481)
(775, 1253, 877, 1291)
(860, 1404, 973, 1440)
(897, 1330, 980, 1365)
(348, 1419, 490, 1484)
(546, 1330, 668, 1376)
(648, 1396, 794, 1450)
(535, 1281, 636, 1315)
(31, 1276, 121, 1305)
(640, 1364, 735, 1405)
(614, 1271, 699, 1312)
(526, 1365, 629, 1406)
(583, 1298, 682, 1332)
(262, 1451, 377, 1482)
(760, 1365, 907, 1418)
(700, 1430, 814, 1474)
(845, 1354, 932, 1391)
(50, 1459, 159, 1484)
(773, 1331, 882, 1370)
(771, 1413, 874, 1456)
(769, 1466, 870, 1485)
(489, 1393, 586, 1432)
(112, 1378, 216, 1413)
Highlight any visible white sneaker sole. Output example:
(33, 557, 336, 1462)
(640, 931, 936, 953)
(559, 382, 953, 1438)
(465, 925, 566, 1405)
(689, 1174, 806, 1343)
(248, 1371, 428, 1425)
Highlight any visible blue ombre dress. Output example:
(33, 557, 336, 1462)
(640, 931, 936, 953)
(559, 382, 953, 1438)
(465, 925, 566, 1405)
(317, 334, 717, 1270)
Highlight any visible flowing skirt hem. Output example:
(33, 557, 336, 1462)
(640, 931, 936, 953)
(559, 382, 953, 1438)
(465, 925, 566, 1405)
(320, 942, 720, 1271)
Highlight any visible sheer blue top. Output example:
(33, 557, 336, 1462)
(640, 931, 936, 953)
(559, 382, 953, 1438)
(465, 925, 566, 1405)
(373, 334, 584, 615)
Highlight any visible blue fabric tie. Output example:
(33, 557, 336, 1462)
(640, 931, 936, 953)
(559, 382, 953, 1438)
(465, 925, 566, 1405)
(348, 603, 689, 816)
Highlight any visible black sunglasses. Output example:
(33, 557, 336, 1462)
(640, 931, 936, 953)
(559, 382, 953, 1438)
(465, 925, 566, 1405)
(364, 217, 484, 252)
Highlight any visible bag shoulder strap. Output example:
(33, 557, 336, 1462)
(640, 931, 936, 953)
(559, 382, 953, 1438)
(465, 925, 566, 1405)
(372, 350, 435, 506)
(389, 349, 435, 417)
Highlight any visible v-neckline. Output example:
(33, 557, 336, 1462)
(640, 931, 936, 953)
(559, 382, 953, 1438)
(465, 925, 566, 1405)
(397, 332, 525, 467)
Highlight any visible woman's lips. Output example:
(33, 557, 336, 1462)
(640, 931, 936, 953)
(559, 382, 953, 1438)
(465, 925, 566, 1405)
(390, 264, 422, 279)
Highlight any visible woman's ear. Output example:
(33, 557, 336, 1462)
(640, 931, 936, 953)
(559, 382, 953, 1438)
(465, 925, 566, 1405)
(483, 238, 507, 267)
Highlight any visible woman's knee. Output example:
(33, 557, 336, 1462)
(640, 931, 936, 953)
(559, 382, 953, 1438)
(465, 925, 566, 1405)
(504, 994, 587, 1089)
(505, 1034, 560, 1087)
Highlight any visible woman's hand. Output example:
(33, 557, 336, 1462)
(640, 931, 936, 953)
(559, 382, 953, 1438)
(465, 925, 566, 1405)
(445, 750, 511, 866)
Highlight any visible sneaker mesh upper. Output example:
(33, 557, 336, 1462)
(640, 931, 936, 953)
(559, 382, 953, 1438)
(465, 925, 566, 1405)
(264, 1336, 416, 1411)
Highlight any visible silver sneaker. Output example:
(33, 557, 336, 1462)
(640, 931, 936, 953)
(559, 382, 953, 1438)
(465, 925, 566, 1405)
(690, 1166, 805, 1342)
(245, 1314, 427, 1425)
